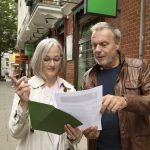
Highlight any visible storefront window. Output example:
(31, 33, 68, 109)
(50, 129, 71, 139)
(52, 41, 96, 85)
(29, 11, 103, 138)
(77, 39, 95, 90)
(5, 58, 9, 66)
(77, 18, 101, 90)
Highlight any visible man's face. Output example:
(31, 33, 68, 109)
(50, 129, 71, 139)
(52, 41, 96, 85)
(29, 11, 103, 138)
(91, 28, 120, 69)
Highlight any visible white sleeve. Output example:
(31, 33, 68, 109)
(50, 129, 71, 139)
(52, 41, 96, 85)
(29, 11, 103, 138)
(8, 93, 30, 139)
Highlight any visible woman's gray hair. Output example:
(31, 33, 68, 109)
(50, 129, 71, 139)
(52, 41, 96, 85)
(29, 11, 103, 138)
(31, 38, 65, 79)
(91, 22, 121, 43)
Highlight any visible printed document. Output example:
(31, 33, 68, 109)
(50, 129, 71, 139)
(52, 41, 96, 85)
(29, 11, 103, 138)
(55, 86, 103, 130)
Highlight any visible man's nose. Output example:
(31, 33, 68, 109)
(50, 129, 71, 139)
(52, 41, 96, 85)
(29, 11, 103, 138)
(95, 44, 102, 51)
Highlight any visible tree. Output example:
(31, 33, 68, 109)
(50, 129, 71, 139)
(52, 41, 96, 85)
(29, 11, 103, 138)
(0, 0, 17, 79)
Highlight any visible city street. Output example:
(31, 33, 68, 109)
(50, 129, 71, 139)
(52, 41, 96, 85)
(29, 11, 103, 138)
(0, 81, 18, 150)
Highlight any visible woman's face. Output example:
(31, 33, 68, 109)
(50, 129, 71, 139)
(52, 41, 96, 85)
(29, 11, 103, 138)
(42, 45, 62, 80)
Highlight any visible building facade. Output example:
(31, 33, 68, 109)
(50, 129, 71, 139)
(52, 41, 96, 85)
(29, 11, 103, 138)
(15, 0, 150, 90)
(1, 52, 19, 80)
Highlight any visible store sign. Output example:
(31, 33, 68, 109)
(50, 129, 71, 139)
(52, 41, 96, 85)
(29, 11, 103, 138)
(15, 55, 28, 64)
(12, 53, 19, 63)
(84, 0, 117, 17)
(24, 43, 34, 56)
(66, 34, 73, 61)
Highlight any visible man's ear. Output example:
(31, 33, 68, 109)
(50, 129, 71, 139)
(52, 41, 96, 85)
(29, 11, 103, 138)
(116, 42, 120, 51)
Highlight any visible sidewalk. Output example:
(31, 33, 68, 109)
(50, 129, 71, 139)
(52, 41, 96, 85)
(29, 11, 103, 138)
(0, 81, 87, 150)
(0, 81, 18, 150)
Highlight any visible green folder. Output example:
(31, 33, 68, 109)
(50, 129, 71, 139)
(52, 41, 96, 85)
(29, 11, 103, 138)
(29, 101, 82, 135)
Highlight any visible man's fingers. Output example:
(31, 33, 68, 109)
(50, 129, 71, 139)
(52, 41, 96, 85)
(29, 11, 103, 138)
(100, 95, 113, 114)
(100, 105, 106, 114)
(100, 101, 110, 114)
(83, 126, 99, 139)
(83, 127, 91, 136)
(107, 100, 116, 112)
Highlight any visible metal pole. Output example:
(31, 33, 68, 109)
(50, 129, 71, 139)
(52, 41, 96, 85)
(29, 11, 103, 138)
(139, 0, 145, 59)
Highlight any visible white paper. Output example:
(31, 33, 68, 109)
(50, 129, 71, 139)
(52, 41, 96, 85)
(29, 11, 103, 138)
(55, 86, 103, 130)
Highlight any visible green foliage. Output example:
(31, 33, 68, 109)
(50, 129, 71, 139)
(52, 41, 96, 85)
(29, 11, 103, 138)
(0, 0, 17, 52)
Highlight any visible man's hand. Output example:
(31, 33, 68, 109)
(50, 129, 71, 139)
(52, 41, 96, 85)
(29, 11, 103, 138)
(83, 126, 100, 139)
(100, 94, 127, 114)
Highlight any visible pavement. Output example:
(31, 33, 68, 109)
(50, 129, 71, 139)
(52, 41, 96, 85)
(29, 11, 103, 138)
(0, 81, 87, 150)
(0, 81, 18, 150)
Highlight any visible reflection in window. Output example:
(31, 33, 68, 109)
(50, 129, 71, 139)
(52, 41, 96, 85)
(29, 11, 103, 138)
(77, 19, 99, 90)
(77, 40, 95, 90)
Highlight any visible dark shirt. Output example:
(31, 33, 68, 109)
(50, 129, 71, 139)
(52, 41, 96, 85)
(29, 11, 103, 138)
(96, 65, 122, 150)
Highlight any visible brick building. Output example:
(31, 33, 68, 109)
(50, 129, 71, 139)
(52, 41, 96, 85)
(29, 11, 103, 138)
(16, 0, 150, 90)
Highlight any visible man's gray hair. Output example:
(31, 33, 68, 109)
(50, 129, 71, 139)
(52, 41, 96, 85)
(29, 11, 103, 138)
(31, 38, 65, 80)
(91, 22, 121, 43)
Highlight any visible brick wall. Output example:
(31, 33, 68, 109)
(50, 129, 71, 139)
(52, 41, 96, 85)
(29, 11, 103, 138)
(106, 0, 140, 58)
(144, 0, 150, 62)
(65, 61, 75, 85)
(65, 15, 75, 84)
(66, 15, 73, 34)
(120, 0, 140, 58)
(64, 0, 150, 85)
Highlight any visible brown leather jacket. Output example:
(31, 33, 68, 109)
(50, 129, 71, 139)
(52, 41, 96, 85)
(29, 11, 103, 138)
(82, 52, 150, 150)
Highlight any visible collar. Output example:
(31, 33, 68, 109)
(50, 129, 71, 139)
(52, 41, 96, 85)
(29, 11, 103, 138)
(30, 75, 71, 91)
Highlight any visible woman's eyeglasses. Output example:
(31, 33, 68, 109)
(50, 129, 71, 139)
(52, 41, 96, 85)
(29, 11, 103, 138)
(43, 56, 62, 64)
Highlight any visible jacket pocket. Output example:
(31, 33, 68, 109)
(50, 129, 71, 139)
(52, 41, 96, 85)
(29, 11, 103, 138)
(133, 135, 150, 150)
(124, 80, 141, 89)
(124, 80, 142, 95)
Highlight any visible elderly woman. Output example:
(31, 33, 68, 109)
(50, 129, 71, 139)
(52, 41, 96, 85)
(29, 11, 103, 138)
(9, 38, 87, 150)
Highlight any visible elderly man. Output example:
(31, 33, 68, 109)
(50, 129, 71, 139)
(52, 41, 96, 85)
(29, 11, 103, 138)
(82, 22, 150, 150)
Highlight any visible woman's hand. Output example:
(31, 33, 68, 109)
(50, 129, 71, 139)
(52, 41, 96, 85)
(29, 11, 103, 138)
(64, 124, 82, 141)
(10, 76, 30, 112)
(83, 126, 100, 139)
